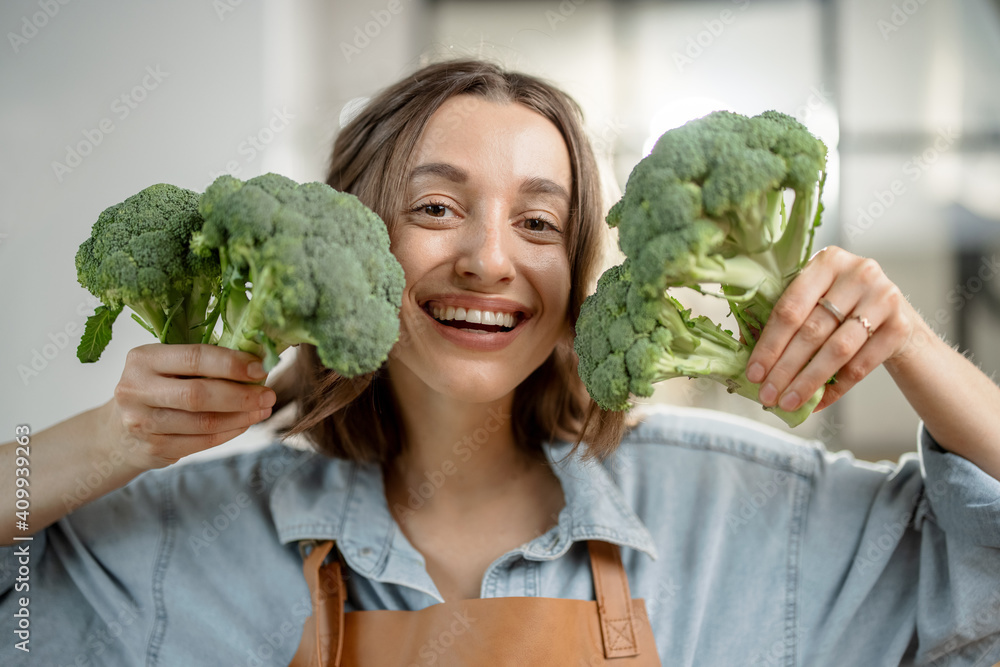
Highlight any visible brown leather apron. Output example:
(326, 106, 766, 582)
(289, 540, 661, 666)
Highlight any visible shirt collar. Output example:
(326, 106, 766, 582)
(270, 440, 658, 600)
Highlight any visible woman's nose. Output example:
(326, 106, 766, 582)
(454, 214, 516, 285)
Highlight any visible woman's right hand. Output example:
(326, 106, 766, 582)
(106, 343, 276, 471)
(2, 344, 276, 544)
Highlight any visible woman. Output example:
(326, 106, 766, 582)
(2, 60, 999, 666)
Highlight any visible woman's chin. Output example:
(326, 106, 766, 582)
(388, 356, 524, 407)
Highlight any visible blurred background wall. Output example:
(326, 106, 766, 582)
(2, 0, 998, 463)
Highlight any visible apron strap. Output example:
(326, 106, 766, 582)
(587, 540, 640, 659)
(292, 539, 642, 664)
(289, 540, 345, 667)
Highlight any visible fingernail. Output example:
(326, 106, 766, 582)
(256, 407, 272, 421)
(779, 391, 800, 412)
(759, 383, 777, 405)
(248, 361, 266, 379)
(259, 391, 276, 409)
(747, 362, 764, 383)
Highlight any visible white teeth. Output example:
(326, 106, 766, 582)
(429, 304, 518, 329)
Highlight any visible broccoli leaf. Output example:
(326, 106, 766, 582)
(77, 305, 123, 363)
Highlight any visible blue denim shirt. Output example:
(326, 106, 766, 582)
(2, 405, 999, 666)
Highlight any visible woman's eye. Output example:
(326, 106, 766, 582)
(424, 204, 448, 217)
(522, 217, 558, 233)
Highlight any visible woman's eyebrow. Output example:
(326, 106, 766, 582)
(520, 176, 570, 202)
(408, 163, 569, 203)
(408, 162, 468, 183)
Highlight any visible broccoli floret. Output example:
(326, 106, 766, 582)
(608, 110, 826, 341)
(75, 183, 221, 362)
(580, 110, 828, 426)
(192, 174, 405, 376)
(575, 262, 817, 425)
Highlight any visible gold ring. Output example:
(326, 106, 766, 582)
(817, 297, 846, 324)
(849, 314, 875, 339)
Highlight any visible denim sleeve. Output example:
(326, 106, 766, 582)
(798, 426, 1000, 667)
(0, 473, 166, 665)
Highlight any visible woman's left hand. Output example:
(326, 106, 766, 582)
(745, 246, 921, 413)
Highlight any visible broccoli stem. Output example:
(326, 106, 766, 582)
(772, 177, 824, 276)
(650, 316, 823, 427)
(715, 367, 824, 428)
(186, 276, 218, 344)
(216, 286, 263, 356)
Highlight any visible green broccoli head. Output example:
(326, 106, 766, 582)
(609, 110, 827, 311)
(75, 183, 221, 362)
(578, 111, 829, 425)
(195, 173, 405, 376)
(575, 261, 821, 426)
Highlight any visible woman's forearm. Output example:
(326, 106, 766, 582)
(1, 401, 145, 547)
(884, 317, 1000, 480)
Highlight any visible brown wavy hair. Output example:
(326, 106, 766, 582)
(272, 59, 629, 463)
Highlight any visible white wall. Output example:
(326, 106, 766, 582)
(0, 0, 420, 452)
(3, 0, 998, 461)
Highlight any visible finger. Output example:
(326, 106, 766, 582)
(774, 277, 896, 411)
(144, 406, 273, 436)
(765, 260, 895, 411)
(118, 375, 276, 414)
(130, 344, 268, 383)
(755, 284, 867, 406)
(808, 325, 901, 411)
(746, 248, 841, 383)
(812, 297, 912, 411)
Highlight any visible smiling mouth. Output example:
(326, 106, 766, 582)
(423, 303, 523, 334)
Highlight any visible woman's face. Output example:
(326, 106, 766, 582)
(387, 94, 573, 405)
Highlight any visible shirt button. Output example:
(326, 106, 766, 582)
(360, 547, 373, 557)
